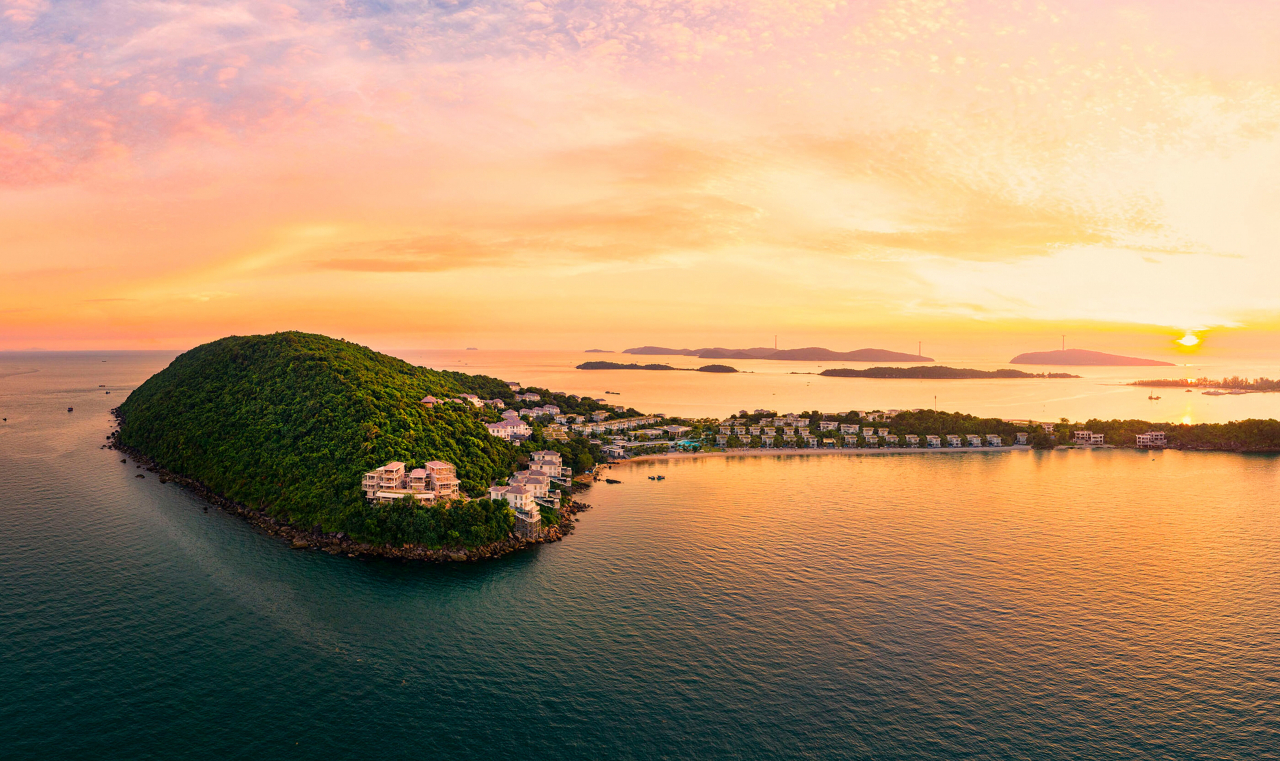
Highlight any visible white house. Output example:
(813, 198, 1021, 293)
(947, 435, 963, 447)
(1016, 432, 1029, 445)
(986, 434, 1002, 446)
(1136, 431, 1167, 448)
(486, 418, 531, 441)
(1073, 430, 1104, 445)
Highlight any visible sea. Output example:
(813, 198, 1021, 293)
(2, 350, 1280, 759)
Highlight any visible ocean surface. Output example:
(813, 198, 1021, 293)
(395, 348, 1280, 424)
(3, 352, 1280, 759)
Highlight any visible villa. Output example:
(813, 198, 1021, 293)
(1136, 431, 1167, 448)
(363, 459, 460, 503)
(1073, 430, 1105, 445)
(1016, 432, 1029, 445)
(486, 418, 531, 441)
(947, 435, 962, 447)
(905, 434, 920, 446)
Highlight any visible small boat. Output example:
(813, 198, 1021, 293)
(105, 391, 110, 395)
(605, 478, 621, 484)
(98, 384, 106, 388)
(1147, 394, 1161, 400)
(648, 476, 656, 480)
(67, 407, 73, 412)
(1203, 390, 1226, 396)
(655, 475, 665, 481)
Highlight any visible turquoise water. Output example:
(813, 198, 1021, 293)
(3, 352, 1280, 759)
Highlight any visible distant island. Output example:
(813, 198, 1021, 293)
(1009, 348, 1174, 366)
(819, 366, 1080, 379)
(577, 361, 738, 373)
(583, 349, 613, 353)
(624, 345, 933, 362)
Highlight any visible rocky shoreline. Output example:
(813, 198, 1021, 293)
(106, 409, 591, 563)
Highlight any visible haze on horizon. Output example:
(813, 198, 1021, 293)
(2, 0, 1279, 357)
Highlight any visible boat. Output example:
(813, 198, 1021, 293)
(1147, 394, 1161, 400)
(648, 476, 656, 480)
(605, 478, 621, 484)
(1203, 390, 1226, 396)
(67, 407, 73, 412)
(655, 475, 665, 481)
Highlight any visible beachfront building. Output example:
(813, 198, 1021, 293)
(663, 425, 692, 438)
(863, 434, 879, 446)
(819, 421, 838, 432)
(486, 418, 532, 441)
(1016, 432, 1029, 445)
(1073, 430, 1105, 445)
(839, 424, 859, 435)
(905, 434, 920, 447)
(878, 428, 890, 437)
(947, 435, 963, 447)
(716, 434, 730, 446)
(363, 460, 459, 503)
(927, 435, 942, 448)
(763, 427, 776, 438)
(966, 435, 982, 447)
(1136, 431, 1167, 448)
(1041, 422, 1056, 434)
(885, 435, 899, 446)
(986, 434, 1003, 446)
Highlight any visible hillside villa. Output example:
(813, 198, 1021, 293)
(363, 460, 461, 504)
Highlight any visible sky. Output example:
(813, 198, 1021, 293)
(2, 0, 1280, 357)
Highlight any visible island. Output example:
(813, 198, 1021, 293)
(583, 349, 614, 353)
(576, 361, 739, 373)
(1009, 348, 1174, 366)
(819, 366, 1079, 379)
(623, 345, 933, 362)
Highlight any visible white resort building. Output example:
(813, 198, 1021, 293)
(363, 460, 460, 503)
(1136, 431, 1167, 448)
(1073, 430, 1105, 445)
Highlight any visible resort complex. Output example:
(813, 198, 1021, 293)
(488, 450, 571, 537)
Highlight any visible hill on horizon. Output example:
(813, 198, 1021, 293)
(624, 345, 932, 362)
(1009, 348, 1175, 366)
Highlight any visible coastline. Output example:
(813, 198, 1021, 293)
(623, 445, 1039, 463)
(108, 408, 587, 563)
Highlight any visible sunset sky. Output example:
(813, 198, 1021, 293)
(3, 0, 1279, 355)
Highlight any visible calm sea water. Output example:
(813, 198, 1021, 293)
(396, 348, 1280, 424)
(3, 352, 1280, 759)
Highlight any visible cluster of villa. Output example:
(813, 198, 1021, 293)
(488, 450, 571, 537)
(362, 460, 461, 504)
(706, 411, 1028, 450)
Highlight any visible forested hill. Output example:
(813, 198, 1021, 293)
(116, 332, 518, 533)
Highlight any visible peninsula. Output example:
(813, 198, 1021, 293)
(818, 366, 1079, 379)
(113, 332, 616, 561)
(1129, 375, 1280, 393)
(623, 346, 933, 362)
(1009, 348, 1174, 366)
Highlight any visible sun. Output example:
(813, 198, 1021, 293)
(1175, 332, 1201, 349)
